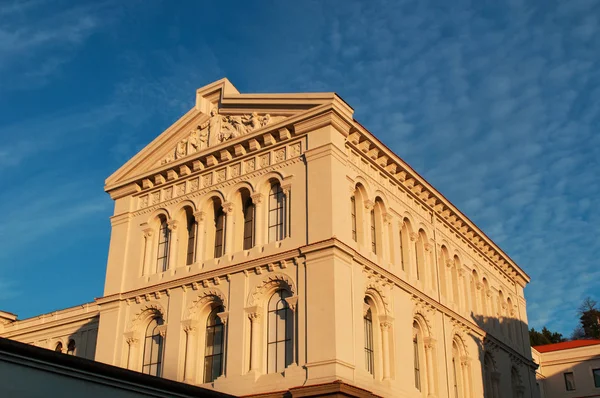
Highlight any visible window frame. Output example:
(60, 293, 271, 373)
(142, 316, 164, 377)
(214, 207, 225, 258)
(351, 196, 357, 242)
(203, 306, 225, 383)
(66, 339, 76, 356)
(564, 371, 576, 391)
(243, 198, 255, 250)
(267, 289, 293, 373)
(156, 218, 170, 273)
(594, 368, 600, 388)
(268, 183, 286, 243)
(370, 209, 376, 254)
(186, 214, 198, 265)
(364, 307, 374, 375)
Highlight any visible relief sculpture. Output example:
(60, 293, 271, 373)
(161, 108, 272, 165)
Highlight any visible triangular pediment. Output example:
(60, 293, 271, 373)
(105, 78, 345, 192)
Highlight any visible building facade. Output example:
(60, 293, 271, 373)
(0, 79, 538, 397)
(533, 340, 600, 398)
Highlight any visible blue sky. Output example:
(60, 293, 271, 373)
(0, 0, 598, 337)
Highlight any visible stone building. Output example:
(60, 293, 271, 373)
(0, 79, 538, 397)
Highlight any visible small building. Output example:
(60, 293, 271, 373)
(532, 339, 600, 398)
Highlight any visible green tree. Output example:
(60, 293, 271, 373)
(577, 297, 600, 339)
(530, 326, 566, 346)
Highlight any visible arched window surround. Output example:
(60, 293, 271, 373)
(363, 290, 394, 381)
(412, 314, 436, 397)
(142, 316, 165, 377)
(67, 339, 76, 356)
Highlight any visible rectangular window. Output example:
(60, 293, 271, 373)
(564, 372, 576, 391)
(593, 368, 600, 388)
(243, 202, 255, 250)
(351, 196, 357, 242)
(370, 209, 376, 254)
(156, 222, 170, 273)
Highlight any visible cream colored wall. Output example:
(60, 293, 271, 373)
(0, 80, 540, 398)
(0, 303, 99, 360)
(534, 345, 600, 398)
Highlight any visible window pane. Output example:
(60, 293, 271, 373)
(204, 357, 213, 382)
(593, 369, 600, 388)
(268, 312, 278, 343)
(212, 355, 222, 381)
(268, 343, 277, 373)
(277, 309, 287, 341)
(564, 372, 576, 391)
(277, 341, 286, 372)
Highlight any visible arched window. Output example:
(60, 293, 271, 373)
(370, 209, 377, 254)
(452, 256, 461, 307)
(67, 339, 76, 355)
(451, 341, 462, 397)
(156, 217, 170, 273)
(470, 270, 479, 314)
(481, 278, 490, 317)
(511, 367, 520, 398)
(483, 352, 497, 398)
(186, 210, 198, 265)
(142, 316, 164, 377)
(55, 342, 63, 353)
(364, 304, 374, 375)
(413, 322, 422, 391)
(267, 289, 292, 373)
(214, 206, 225, 258)
(351, 196, 357, 242)
(398, 227, 405, 270)
(243, 198, 255, 250)
(268, 183, 286, 243)
(204, 306, 225, 383)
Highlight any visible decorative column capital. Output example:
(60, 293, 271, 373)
(124, 331, 139, 347)
(424, 337, 436, 350)
(281, 183, 291, 197)
(379, 314, 394, 330)
(410, 232, 419, 242)
(156, 325, 168, 338)
(364, 199, 375, 210)
(193, 210, 206, 222)
(167, 220, 178, 231)
(245, 306, 262, 322)
(222, 201, 234, 214)
(250, 192, 264, 205)
(446, 259, 454, 268)
(181, 320, 197, 335)
(460, 355, 471, 367)
(382, 212, 393, 225)
(424, 242, 432, 252)
(285, 296, 298, 312)
(486, 289, 493, 298)
(143, 228, 153, 238)
(476, 282, 483, 290)
(217, 311, 229, 325)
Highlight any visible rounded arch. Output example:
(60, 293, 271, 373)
(201, 190, 226, 207)
(255, 171, 286, 195)
(148, 208, 171, 224)
(247, 272, 296, 306)
(412, 311, 432, 337)
(186, 288, 228, 320)
(352, 175, 373, 199)
(373, 190, 390, 208)
(401, 214, 416, 234)
(365, 285, 390, 316)
(451, 332, 469, 356)
(173, 199, 197, 214)
(128, 301, 167, 332)
(225, 181, 255, 202)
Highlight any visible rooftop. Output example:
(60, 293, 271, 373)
(533, 339, 600, 353)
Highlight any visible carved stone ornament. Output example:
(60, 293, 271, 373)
(161, 108, 273, 165)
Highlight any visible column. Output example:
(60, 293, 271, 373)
(142, 227, 153, 276)
(379, 316, 393, 381)
(246, 307, 262, 372)
(222, 202, 235, 254)
(167, 220, 178, 270)
(382, 213, 393, 266)
(282, 183, 291, 238)
(424, 242, 433, 291)
(491, 371, 501, 398)
(364, 200, 375, 252)
(125, 334, 139, 371)
(285, 296, 299, 365)
(182, 322, 198, 383)
(410, 232, 420, 281)
(193, 211, 206, 264)
(461, 356, 472, 398)
(250, 193, 264, 247)
(217, 311, 229, 377)
(424, 337, 436, 398)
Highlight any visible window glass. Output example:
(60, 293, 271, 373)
(593, 368, 600, 388)
(364, 306, 374, 375)
(203, 306, 224, 383)
(142, 317, 164, 377)
(243, 199, 255, 250)
(267, 289, 292, 373)
(268, 183, 286, 242)
(351, 196, 357, 242)
(156, 219, 170, 272)
(564, 372, 576, 391)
